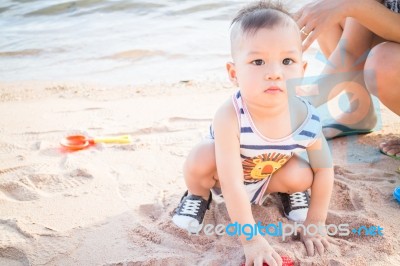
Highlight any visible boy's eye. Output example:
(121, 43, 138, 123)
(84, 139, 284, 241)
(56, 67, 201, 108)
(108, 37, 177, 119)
(282, 58, 294, 65)
(251, 59, 265, 65)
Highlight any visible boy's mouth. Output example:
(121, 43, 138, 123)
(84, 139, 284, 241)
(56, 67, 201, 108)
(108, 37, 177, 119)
(264, 86, 283, 94)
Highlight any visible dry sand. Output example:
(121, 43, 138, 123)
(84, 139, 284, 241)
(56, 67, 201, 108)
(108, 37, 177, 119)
(0, 79, 399, 266)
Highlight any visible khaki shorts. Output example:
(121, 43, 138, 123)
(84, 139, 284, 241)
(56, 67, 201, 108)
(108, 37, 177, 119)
(211, 176, 272, 205)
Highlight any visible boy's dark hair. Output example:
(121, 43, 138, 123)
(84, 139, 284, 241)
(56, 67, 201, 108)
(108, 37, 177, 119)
(231, 1, 295, 35)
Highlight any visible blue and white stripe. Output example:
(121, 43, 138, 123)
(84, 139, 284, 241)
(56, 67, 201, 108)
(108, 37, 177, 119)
(232, 91, 321, 159)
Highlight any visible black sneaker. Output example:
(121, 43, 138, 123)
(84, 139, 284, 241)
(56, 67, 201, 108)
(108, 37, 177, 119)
(172, 191, 212, 233)
(278, 191, 310, 222)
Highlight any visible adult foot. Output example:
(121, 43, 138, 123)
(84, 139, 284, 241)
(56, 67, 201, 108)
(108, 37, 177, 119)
(321, 89, 378, 139)
(322, 111, 377, 140)
(322, 122, 374, 140)
(379, 139, 400, 159)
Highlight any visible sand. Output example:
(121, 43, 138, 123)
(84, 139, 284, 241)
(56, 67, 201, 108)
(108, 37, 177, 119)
(0, 79, 399, 266)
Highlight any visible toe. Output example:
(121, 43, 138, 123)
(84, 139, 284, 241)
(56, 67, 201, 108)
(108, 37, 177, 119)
(380, 139, 400, 156)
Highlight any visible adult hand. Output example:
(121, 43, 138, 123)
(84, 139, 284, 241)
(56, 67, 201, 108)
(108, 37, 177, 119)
(242, 236, 282, 266)
(294, 0, 351, 51)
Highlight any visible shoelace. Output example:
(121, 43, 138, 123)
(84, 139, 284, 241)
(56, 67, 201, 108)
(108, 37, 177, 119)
(180, 199, 201, 216)
(289, 192, 308, 208)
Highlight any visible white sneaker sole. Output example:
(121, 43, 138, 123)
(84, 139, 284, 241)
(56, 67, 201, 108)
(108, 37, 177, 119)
(172, 215, 203, 233)
(286, 208, 308, 223)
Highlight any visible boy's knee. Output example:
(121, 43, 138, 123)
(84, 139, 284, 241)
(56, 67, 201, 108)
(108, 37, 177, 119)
(282, 165, 313, 193)
(286, 172, 313, 192)
(183, 142, 215, 176)
(183, 156, 202, 177)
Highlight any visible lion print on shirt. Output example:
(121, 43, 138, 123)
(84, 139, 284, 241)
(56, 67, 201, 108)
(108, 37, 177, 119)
(242, 152, 292, 182)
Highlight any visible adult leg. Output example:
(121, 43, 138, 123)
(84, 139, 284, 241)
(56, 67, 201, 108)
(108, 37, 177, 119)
(365, 42, 400, 115)
(317, 20, 345, 59)
(365, 42, 400, 157)
(311, 18, 379, 138)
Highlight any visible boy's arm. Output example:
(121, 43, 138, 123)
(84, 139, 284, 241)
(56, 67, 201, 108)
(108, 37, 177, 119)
(213, 101, 256, 237)
(302, 134, 334, 256)
(213, 100, 282, 265)
(305, 134, 334, 224)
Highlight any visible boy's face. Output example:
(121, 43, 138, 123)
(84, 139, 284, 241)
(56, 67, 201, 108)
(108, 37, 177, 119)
(227, 24, 306, 106)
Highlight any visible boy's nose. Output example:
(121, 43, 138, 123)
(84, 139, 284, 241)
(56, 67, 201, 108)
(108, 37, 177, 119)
(264, 64, 283, 80)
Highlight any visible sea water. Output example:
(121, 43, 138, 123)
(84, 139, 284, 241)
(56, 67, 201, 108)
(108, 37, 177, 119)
(0, 0, 316, 85)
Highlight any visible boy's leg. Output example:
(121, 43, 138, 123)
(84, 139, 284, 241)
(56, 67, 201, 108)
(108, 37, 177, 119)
(183, 139, 218, 200)
(173, 140, 217, 232)
(266, 155, 313, 194)
(267, 155, 313, 222)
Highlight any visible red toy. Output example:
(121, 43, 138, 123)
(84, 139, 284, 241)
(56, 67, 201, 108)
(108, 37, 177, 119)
(241, 255, 294, 266)
(60, 134, 131, 151)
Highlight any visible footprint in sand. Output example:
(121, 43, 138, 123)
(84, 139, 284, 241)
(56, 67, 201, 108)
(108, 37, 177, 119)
(27, 169, 93, 194)
(0, 167, 93, 201)
(0, 181, 41, 201)
(0, 165, 37, 202)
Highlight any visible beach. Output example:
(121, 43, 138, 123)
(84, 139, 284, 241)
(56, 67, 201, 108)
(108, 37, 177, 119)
(1, 79, 399, 265)
(1, 0, 400, 265)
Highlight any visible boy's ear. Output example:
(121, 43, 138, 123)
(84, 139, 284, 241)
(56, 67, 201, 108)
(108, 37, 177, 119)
(226, 62, 238, 86)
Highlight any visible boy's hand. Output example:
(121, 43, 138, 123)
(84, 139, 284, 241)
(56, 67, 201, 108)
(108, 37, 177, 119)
(242, 236, 282, 266)
(299, 222, 332, 256)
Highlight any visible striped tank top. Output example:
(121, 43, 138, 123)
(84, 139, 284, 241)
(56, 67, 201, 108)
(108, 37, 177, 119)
(209, 90, 321, 203)
(231, 91, 321, 184)
(210, 91, 321, 185)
